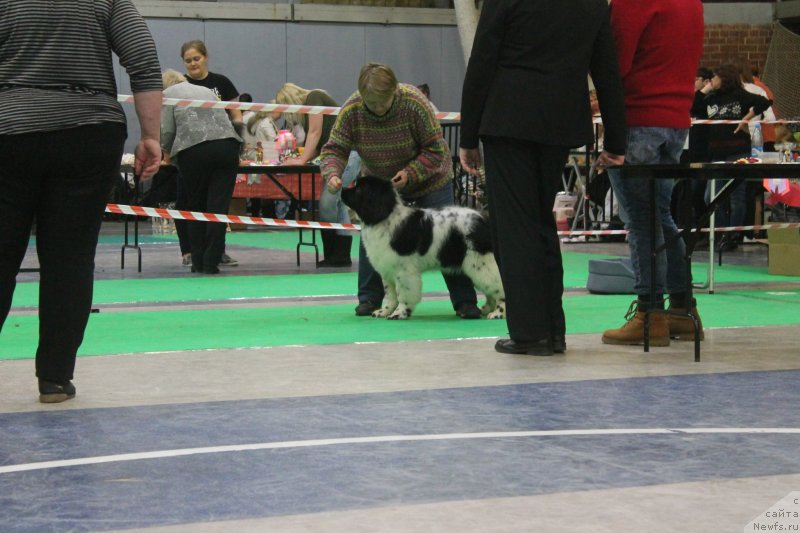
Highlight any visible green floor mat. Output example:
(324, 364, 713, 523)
(143, 229, 333, 252)
(2, 290, 798, 359)
(12, 251, 796, 309)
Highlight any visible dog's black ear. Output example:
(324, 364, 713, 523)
(345, 176, 397, 226)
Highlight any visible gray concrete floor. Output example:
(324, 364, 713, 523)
(2, 221, 799, 532)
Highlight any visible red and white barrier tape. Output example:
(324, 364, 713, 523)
(106, 203, 800, 237)
(105, 204, 360, 232)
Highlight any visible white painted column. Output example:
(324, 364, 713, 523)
(453, 0, 481, 63)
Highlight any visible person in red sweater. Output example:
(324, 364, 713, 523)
(602, 0, 705, 347)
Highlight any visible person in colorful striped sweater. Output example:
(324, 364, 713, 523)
(322, 63, 481, 319)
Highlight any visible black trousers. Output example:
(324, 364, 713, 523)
(482, 136, 569, 342)
(0, 123, 125, 382)
(175, 139, 240, 270)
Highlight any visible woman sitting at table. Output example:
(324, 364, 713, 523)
(161, 69, 241, 274)
(241, 106, 281, 162)
(276, 83, 358, 267)
(691, 63, 772, 251)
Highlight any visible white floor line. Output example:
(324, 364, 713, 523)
(2, 427, 799, 475)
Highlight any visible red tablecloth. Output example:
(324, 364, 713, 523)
(233, 172, 322, 200)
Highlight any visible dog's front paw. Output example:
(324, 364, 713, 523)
(486, 304, 505, 319)
(387, 307, 412, 320)
(372, 307, 393, 318)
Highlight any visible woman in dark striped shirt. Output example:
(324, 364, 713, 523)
(0, 0, 163, 403)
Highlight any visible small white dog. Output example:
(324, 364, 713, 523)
(341, 176, 505, 320)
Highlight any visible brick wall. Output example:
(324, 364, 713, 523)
(701, 24, 773, 72)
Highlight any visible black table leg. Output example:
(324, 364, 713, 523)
(645, 177, 656, 352)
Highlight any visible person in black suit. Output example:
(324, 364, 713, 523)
(459, 0, 626, 356)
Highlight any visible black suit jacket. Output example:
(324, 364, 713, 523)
(460, 0, 626, 155)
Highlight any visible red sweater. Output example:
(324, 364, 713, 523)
(610, 0, 704, 128)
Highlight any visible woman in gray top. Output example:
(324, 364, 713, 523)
(161, 70, 241, 274)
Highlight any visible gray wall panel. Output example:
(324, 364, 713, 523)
(285, 23, 366, 104)
(204, 20, 288, 102)
(438, 25, 466, 115)
(365, 25, 443, 100)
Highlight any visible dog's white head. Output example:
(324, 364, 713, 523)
(341, 176, 400, 226)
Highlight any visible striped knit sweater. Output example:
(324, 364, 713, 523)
(0, 0, 162, 136)
(321, 84, 452, 200)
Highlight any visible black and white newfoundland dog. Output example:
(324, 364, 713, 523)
(341, 176, 505, 320)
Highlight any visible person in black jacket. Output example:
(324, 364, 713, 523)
(459, 0, 626, 356)
(692, 63, 772, 251)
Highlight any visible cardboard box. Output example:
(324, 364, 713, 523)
(228, 198, 248, 231)
(768, 228, 800, 276)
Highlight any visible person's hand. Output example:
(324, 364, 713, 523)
(734, 120, 749, 135)
(135, 138, 162, 180)
(594, 150, 625, 174)
(391, 169, 409, 189)
(459, 147, 482, 176)
(327, 176, 342, 193)
(701, 80, 713, 94)
(391, 170, 409, 189)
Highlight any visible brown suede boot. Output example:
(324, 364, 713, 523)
(602, 300, 670, 346)
(667, 298, 704, 341)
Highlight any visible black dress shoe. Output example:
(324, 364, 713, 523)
(204, 266, 220, 274)
(552, 335, 567, 354)
(355, 302, 378, 316)
(38, 379, 76, 403)
(318, 257, 352, 268)
(455, 302, 482, 319)
(495, 338, 554, 356)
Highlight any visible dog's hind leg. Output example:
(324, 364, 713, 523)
(373, 280, 398, 318)
(485, 298, 505, 320)
(463, 254, 506, 319)
(388, 269, 421, 320)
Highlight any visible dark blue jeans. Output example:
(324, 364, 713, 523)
(358, 182, 478, 309)
(608, 127, 690, 299)
(0, 123, 125, 382)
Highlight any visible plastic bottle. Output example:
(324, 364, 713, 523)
(255, 141, 263, 163)
(751, 122, 763, 158)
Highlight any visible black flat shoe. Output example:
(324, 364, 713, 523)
(318, 258, 352, 268)
(552, 335, 567, 354)
(455, 302, 482, 319)
(495, 338, 554, 356)
(355, 302, 378, 316)
(38, 379, 76, 403)
(204, 266, 220, 274)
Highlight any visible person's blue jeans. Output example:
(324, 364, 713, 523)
(608, 127, 690, 300)
(319, 151, 360, 235)
(358, 182, 478, 309)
